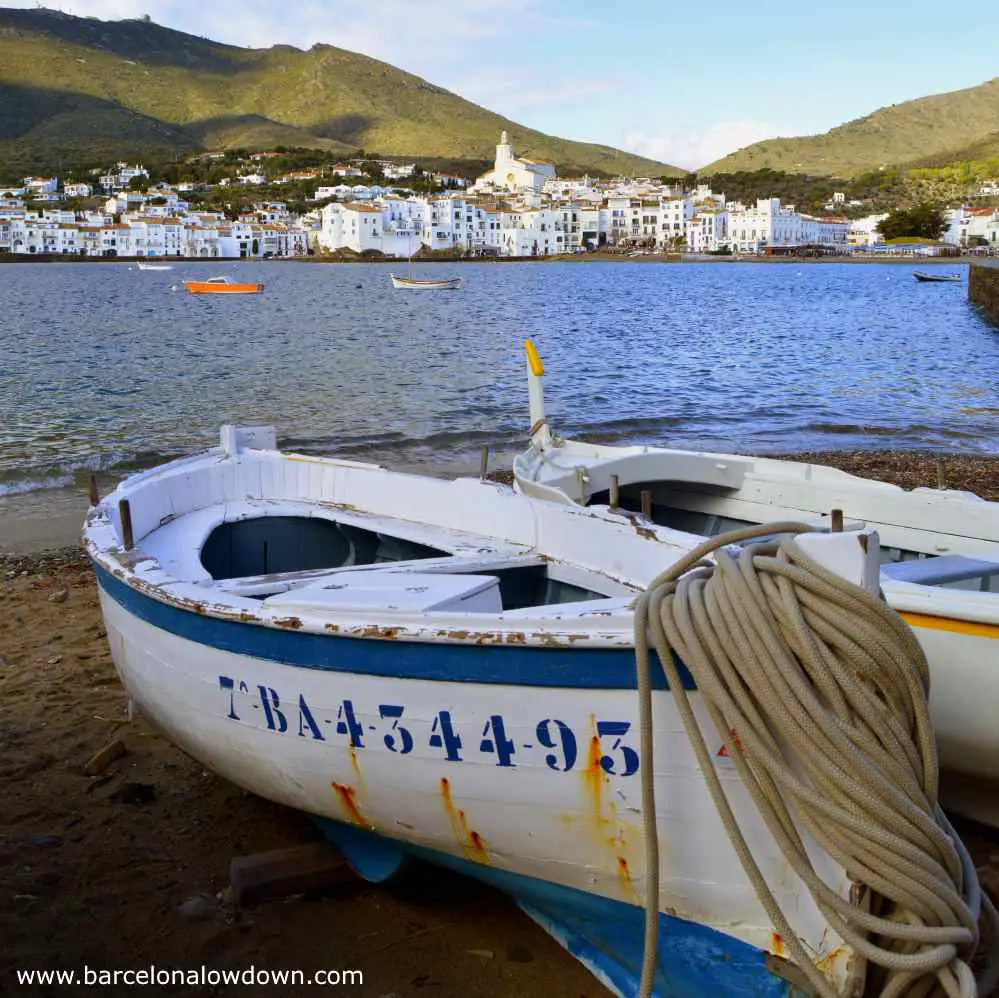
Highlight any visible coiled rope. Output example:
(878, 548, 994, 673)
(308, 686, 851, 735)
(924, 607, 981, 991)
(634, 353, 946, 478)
(633, 522, 999, 998)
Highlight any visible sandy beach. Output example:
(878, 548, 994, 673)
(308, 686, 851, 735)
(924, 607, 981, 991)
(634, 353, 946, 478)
(3, 451, 999, 996)
(0, 548, 604, 997)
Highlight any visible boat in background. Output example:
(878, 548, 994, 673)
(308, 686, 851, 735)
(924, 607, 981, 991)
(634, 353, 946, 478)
(184, 276, 264, 294)
(513, 339, 999, 825)
(914, 270, 962, 282)
(390, 274, 461, 290)
(84, 424, 996, 997)
(137, 262, 173, 271)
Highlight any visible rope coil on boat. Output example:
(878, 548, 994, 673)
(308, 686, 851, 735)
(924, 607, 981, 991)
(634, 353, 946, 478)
(633, 522, 999, 998)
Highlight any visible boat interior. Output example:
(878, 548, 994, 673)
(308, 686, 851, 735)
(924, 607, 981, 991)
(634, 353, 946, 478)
(195, 513, 610, 612)
(87, 430, 690, 629)
(589, 480, 999, 594)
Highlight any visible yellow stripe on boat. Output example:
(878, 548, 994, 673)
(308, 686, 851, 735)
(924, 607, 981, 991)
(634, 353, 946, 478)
(525, 339, 545, 377)
(901, 611, 999, 639)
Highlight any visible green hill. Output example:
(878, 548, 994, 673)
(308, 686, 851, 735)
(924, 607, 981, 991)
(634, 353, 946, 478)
(703, 77, 999, 178)
(0, 8, 679, 177)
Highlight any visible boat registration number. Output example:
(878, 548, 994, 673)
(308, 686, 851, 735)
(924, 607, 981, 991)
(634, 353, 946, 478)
(218, 674, 640, 776)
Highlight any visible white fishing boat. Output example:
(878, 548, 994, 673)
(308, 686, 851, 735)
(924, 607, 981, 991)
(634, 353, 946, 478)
(390, 273, 462, 290)
(514, 339, 999, 823)
(84, 425, 996, 997)
(913, 270, 962, 283)
(136, 262, 174, 271)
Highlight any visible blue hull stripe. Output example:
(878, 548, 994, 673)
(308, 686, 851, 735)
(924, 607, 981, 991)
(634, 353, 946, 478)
(313, 818, 793, 998)
(93, 563, 694, 690)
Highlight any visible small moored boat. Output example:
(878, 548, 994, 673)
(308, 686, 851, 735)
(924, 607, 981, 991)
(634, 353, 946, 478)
(913, 270, 962, 282)
(390, 274, 461, 290)
(136, 262, 173, 271)
(184, 276, 264, 294)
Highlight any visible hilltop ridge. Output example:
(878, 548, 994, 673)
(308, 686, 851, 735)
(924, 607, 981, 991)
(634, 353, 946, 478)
(0, 7, 680, 176)
(703, 76, 999, 177)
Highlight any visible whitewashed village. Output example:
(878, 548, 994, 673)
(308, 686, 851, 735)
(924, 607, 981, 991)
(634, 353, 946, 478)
(3, 132, 999, 260)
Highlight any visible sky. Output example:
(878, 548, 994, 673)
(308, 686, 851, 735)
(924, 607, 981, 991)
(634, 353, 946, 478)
(4, 0, 999, 169)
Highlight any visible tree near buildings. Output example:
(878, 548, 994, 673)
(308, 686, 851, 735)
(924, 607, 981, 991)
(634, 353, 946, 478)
(876, 203, 947, 241)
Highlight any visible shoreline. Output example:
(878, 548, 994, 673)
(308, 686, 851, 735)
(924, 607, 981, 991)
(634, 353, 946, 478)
(0, 251, 985, 266)
(4, 447, 999, 560)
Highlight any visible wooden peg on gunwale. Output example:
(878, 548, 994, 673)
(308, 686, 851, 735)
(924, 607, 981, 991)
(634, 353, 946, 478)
(830, 508, 844, 533)
(118, 498, 134, 551)
(640, 490, 653, 520)
(88, 474, 99, 507)
(609, 474, 620, 509)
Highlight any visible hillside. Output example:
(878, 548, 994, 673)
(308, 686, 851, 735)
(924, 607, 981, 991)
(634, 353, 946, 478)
(703, 76, 999, 177)
(0, 8, 679, 177)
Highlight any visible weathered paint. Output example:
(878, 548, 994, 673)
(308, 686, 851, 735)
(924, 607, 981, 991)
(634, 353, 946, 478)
(770, 931, 784, 958)
(348, 746, 364, 790)
(439, 777, 489, 864)
(331, 782, 371, 829)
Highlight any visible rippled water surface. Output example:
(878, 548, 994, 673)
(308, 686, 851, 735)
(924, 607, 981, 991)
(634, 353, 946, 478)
(2, 259, 998, 506)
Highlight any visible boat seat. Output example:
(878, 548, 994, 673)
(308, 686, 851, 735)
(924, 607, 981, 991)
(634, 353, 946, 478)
(881, 555, 999, 590)
(263, 572, 503, 613)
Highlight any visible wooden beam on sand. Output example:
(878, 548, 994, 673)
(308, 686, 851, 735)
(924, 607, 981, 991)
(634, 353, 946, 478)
(230, 842, 357, 906)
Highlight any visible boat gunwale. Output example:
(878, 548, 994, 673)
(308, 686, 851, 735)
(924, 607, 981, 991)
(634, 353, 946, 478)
(82, 448, 660, 653)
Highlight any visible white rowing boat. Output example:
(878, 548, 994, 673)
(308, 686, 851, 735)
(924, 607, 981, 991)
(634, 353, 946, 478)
(390, 274, 462, 290)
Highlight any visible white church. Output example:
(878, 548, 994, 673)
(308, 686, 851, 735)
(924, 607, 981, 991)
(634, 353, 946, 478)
(470, 131, 557, 194)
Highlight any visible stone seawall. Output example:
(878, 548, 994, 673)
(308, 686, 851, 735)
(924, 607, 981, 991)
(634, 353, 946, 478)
(969, 262, 999, 323)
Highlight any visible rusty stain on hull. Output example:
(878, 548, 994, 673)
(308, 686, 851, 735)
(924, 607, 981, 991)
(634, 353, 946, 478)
(616, 856, 637, 902)
(770, 931, 784, 959)
(273, 616, 302, 629)
(331, 782, 372, 829)
(581, 714, 642, 901)
(352, 624, 401, 640)
(349, 746, 365, 790)
(440, 777, 489, 864)
(581, 717, 605, 814)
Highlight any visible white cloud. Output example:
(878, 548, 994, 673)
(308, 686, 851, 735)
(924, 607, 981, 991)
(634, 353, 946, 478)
(622, 120, 786, 170)
(447, 70, 614, 117)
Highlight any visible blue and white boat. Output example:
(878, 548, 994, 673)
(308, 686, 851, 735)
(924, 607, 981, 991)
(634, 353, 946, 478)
(83, 426, 990, 997)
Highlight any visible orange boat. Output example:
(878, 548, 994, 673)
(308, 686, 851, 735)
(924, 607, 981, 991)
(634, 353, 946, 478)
(184, 276, 264, 294)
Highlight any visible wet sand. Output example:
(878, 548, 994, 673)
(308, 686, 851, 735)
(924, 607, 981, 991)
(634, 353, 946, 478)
(3, 451, 999, 996)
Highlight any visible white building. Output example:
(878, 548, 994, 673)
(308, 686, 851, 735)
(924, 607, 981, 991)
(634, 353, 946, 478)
(945, 206, 999, 248)
(63, 182, 93, 198)
(382, 163, 416, 180)
(848, 214, 889, 248)
(723, 198, 848, 254)
(100, 163, 148, 192)
(23, 176, 59, 195)
(471, 132, 556, 194)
